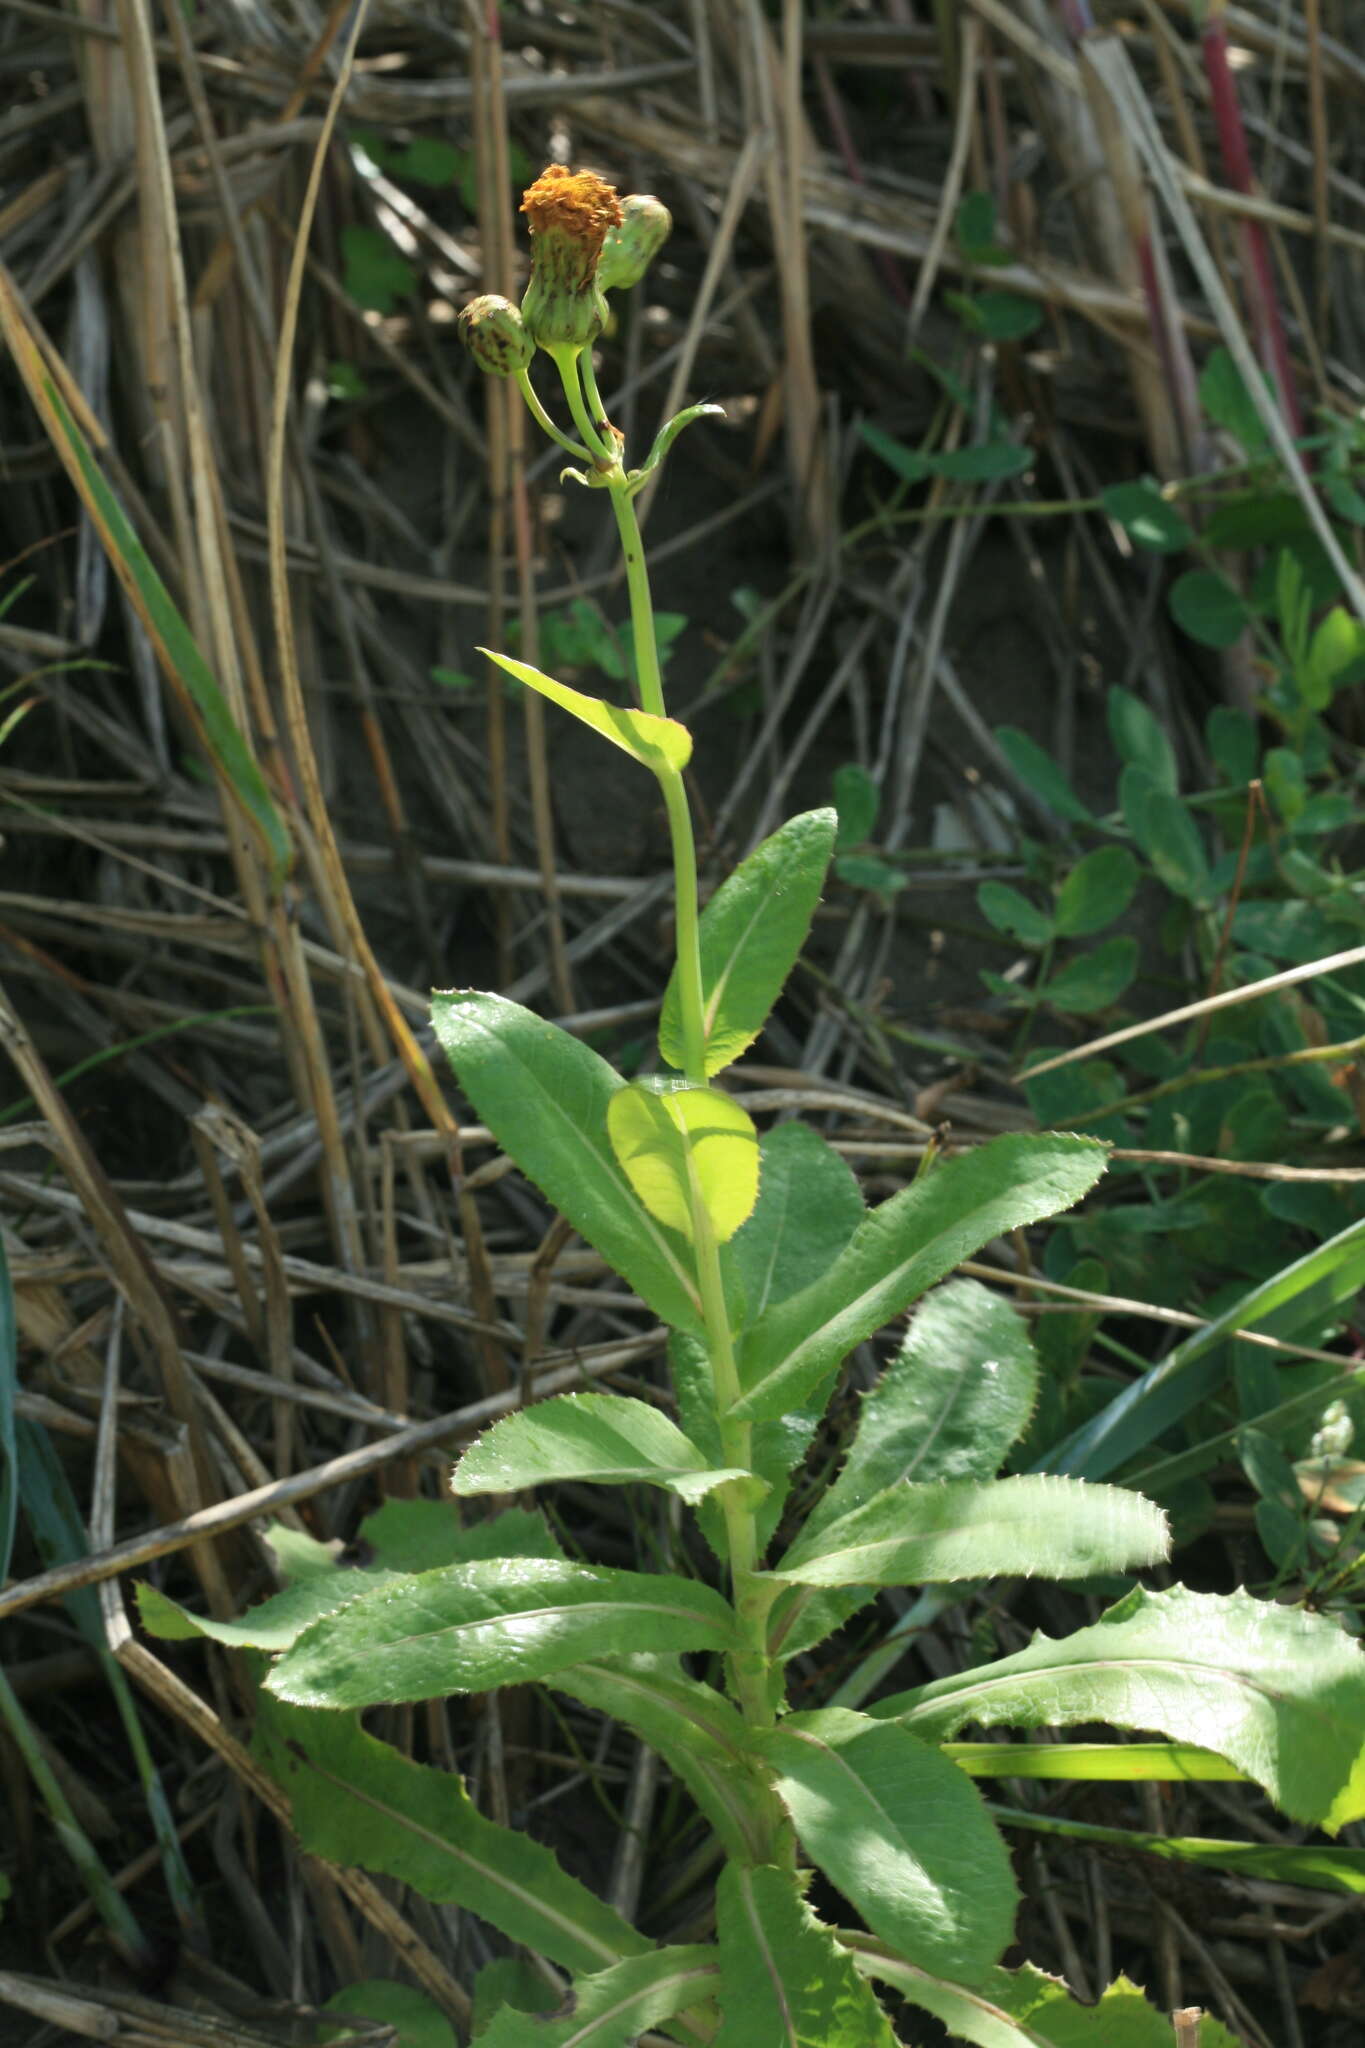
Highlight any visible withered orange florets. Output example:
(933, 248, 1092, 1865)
(520, 166, 623, 254)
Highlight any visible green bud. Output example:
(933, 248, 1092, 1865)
(519, 165, 622, 352)
(458, 294, 534, 378)
(598, 194, 672, 294)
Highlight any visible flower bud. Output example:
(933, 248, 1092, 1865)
(519, 165, 623, 352)
(598, 194, 672, 294)
(458, 294, 534, 378)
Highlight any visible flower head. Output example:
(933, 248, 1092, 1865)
(519, 165, 623, 352)
(458, 294, 535, 378)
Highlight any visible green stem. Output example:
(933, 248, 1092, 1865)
(551, 347, 617, 468)
(515, 368, 593, 463)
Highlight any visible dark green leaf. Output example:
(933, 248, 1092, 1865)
(553, 1657, 783, 1866)
(267, 1559, 739, 1708)
(320, 1982, 455, 2048)
(254, 1693, 647, 1972)
(856, 1955, 1241, 2048)
(1100, 479, 1192, 554)
(1107, 687, 1177, 792)
(993, 729, 1092, 825)
(832, 763, 879, 850)
(431, 991, 702, 1333)
(1037, 937, 1138, 1013)
(933, 442, 1032, 482)
(1206, 704, 1258, 785)
(1169, 569, 1252, 649)
(0, 1237, 15, 1584)
(659, 809, 837, 1076)
(473, 1950, 717, 2048)
(858, 420, 931, 484)
(757, 1709, 1019, 1981)
(1123, 778, 1212, 902)
(977, 882, 1053, 947)
(341, 223, 417, 314)
(952, 292, 1043, 341)
(714, 1864, 898, 2046)
(1054, 846, 1139, 938)
(1199, 346, 1271, 453)
(735, 1134, 1109, 1423)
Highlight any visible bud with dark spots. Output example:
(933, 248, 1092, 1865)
(598, 194, 672, 294)
(458, 294, 534, 378)
(519, 165, 623, 352)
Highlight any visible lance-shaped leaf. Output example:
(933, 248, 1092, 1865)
(873, 1583, 1365, 1831)
(452, 1394, 757, 1507)
(756, 1708, 1018, 1983)
(811, 1281, 1038, 1535)
(991, 1802, 1365, 1897)
(253, 1691, 645, 1974)
(735, 1135, 1108, 1423)
(1041, 1211, 1365, 1480)
(606, 1083, 759, 1244)
(431, 991, 702, 1333)
(138, 1508, 560, 1653)
(849, 1953, 1241, 2048)
(473, 1948, 718, 2048)
(768, 1475, 1168, 1589)
(768, 1282, 1042, 1661)
(0, 283, 291, 892)
(267, 1558, 740, 1710)
(713, 1864, 898, 2047)
(552, 1655, 784, 1866)
(659, 808, 838, 1076)
(945, 1740, 1242, 1784)
(478, 648, 691, 773)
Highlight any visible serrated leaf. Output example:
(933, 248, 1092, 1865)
(606, 1083, 759, 1244)
(769, 1281, 1040, 1661)
(138, 1509, 561, 1654)
(451, 1393, 755, 1504)
(816, 1280, 1039, 1520)
(356, 1500, 560, 1575)
(431, 991, 702, 1332)
(477, 648, 691, 773)
(874, 1583, 1365, 1830)
(659, 808, 837, 1076)
(714, 1864, 898, 2046)
(266, 1559, 739, 1709)
(1100, 479, 1193, 554)
(473, 1949, 718, 2048)
(993, 729, 1092, 825)
(758, 1708, 1018, 1982)
(253, 1692, 646, 1973)
(977, 882, 1053, 947)
(1053, 846, 1139, 938)
(769, 1475, 1168, 1588)
(853, 1955, 1241, 2048)
(734, 1134, 1109, 1424)
(552, 1656, 783, 1866)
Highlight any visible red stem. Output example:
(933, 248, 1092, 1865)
(1201, 13, 1303, 436)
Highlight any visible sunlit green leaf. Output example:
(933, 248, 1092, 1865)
(606, 1082, 759, 1243)
(478, 648, 691, 773)
(451, 1393, 755, 1504)
(714, 1864, 898, 2046)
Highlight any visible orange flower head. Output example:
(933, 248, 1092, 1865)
(519, 165, 623, 352)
